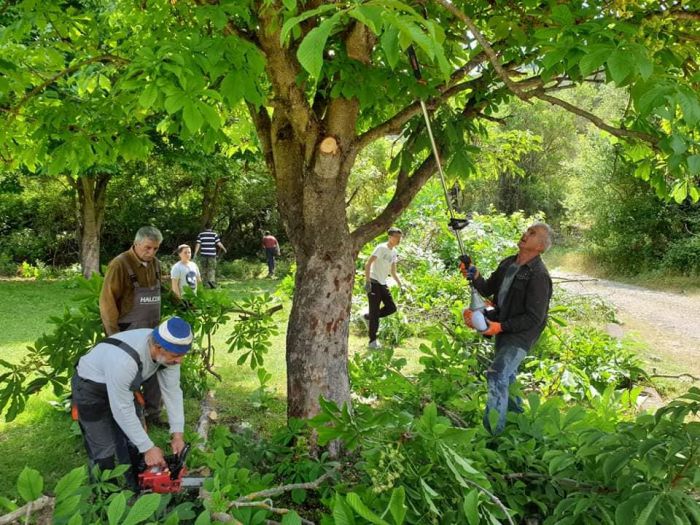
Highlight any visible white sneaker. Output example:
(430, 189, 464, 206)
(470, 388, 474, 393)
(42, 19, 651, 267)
(368, 340, 381, 349)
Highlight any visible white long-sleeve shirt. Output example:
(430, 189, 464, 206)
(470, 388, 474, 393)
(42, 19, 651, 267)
(76, 329, 185, 453)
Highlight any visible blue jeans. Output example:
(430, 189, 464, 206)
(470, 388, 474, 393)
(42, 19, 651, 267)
(483, 345, 527, 435)
(265, 248, 276, 275)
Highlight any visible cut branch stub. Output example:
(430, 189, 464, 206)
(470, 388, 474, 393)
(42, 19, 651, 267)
(319, 136, 339, 155)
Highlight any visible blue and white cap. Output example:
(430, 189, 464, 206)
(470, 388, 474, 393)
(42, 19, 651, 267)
(152, 317, 193, 354)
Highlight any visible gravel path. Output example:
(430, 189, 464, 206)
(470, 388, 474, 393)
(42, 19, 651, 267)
(553, 270, 700, 379)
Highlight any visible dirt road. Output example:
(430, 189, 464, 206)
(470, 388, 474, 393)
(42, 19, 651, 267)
(553, 271, 700, 379)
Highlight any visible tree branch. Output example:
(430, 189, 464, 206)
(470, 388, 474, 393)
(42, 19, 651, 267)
(256, 10, 319, 150)
(7, 54, 129, 120)
(352, 151, 438, 251)
(247, 103, 275, 175)
(434, 0, 662, 149)
(433, 0, 531, 101)
(0, 496, 54, 525)
(533, 91, 659, 146)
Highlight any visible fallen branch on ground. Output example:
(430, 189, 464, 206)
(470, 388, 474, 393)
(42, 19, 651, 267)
(204, 468, 336, 525)
(651, 372, 700, 381)
(196, 390, 216, 449)
(0, 495, 54, 525)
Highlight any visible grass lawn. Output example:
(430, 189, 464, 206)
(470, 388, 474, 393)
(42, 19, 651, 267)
(0, 273, 403, 500)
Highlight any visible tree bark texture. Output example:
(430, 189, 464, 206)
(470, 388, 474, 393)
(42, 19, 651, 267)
(74, 173, 109, 278)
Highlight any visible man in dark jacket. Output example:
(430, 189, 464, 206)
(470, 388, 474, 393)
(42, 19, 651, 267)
(462, 223, 553, 434)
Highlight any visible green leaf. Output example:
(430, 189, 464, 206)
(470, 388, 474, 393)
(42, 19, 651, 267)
(687, 155, 700, 176)
(121, 493, 161, 525)
(387, 486, 406, 525)
(98, 75, 112, 91)
(280, 4, 338, 45)
(607, 50, 634, 85)
(332, 494, 356, 525)
(183, 101, 204, 133)
(164, 91, 187, 114)
(671, 182, 687, 204)
(198, 103, 221, 130)
(550, 5, 574, 26)
(349, 5, 384, 34)
(138, 84, 158, 109)
(677, 88, 700, 126)
(67, 514, 83, 525)
(463, 489, 480, 525)
(381, 24, 400, 68)
(579, 46, 613, 77)
(634, 162, 651, 181)
(194, 510, 211, 525)
(282, 0, 296, 11)
(17, 467, 43, 503)
(54, 467, 87, 501)
(281, 511, 302, 525)
(346, 493, 390, 525)
(296, 15, 340, 79)
(220, 72, 244, 105)
(635, 494, 661, 525)
(602, 450, 629, 482)
(54, 495, 82, 519)
(669, 134, 687, 155)
(108, 492, 126, 525)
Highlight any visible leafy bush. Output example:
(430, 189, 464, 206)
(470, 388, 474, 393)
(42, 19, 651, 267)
(661, 235, 700, 274)
(0, 252, 15, 276)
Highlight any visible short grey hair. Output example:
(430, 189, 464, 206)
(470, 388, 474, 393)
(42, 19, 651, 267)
(533, 222, 553, 252)
(134, 226, 163, 244)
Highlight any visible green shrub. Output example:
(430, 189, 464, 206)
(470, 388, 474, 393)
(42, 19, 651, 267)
(0, 252, 15, 276)
(661, 235, 700, 274)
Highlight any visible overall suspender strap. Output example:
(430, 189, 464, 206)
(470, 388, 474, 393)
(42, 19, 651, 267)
(103, 337, 143, 391)
(119, 254, 140, 288)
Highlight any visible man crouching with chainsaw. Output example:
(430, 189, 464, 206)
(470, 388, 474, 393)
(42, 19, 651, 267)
(71, 316, 193, 488)
(460, 223, 553, 435)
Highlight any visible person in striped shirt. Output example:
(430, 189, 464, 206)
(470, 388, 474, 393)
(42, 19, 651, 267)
(194, 228, 227, 288)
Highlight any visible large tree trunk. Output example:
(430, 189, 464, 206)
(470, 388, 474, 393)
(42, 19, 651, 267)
(286, 246, 355, 419)
(250, 17, 433, 425)
(199, 176, 227, 230)
(73, 173, 110, 278)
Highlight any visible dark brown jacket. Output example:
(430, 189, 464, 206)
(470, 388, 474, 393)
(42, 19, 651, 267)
(99, 248, 161, 335)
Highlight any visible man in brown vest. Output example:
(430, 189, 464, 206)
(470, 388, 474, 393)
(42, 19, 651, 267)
(100, 226, 164, 426)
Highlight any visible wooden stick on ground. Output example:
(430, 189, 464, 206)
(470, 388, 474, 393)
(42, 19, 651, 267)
(0, 496, 54, 525)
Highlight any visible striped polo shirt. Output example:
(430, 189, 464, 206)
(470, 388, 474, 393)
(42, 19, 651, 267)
(196, 230, 220, 257)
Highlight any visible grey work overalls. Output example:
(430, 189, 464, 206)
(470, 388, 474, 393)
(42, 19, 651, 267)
(116, 255, 162, 417)
(117, 255, 161, 332)
(71, 338, 150, 488)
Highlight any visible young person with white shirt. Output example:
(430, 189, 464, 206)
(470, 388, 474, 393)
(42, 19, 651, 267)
(363, 227, 403, 349)
(170, 244, 201, 299)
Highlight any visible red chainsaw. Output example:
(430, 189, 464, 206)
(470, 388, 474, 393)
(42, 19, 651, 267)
(138, 443, 207, 493)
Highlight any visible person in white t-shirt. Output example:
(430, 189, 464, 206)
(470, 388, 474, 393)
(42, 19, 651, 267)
(171, 244, 201, 299)
(363, 227, 403, 349)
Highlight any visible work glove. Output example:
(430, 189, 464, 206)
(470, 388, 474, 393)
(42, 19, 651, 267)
(482, 321, 502, 337)
(462, 308, 475, 329)
(459, 262, 478, 281)
(364, 281, 372, 293)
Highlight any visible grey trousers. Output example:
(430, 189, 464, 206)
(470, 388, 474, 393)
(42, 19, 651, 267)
(71, 374, 141, 487)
